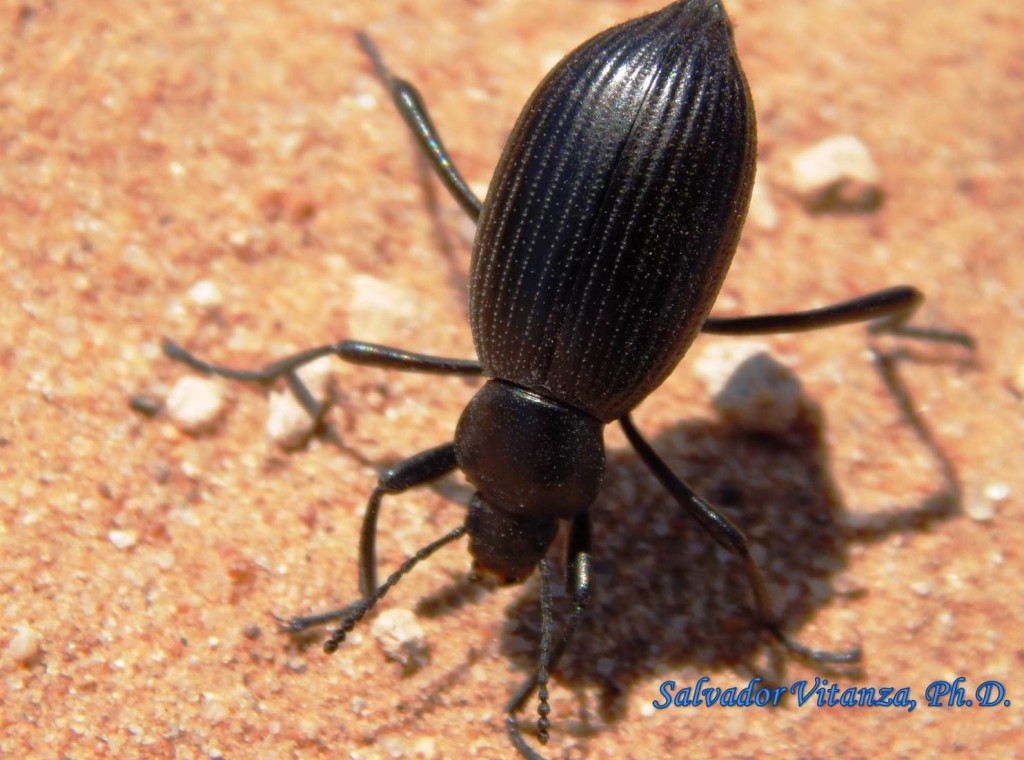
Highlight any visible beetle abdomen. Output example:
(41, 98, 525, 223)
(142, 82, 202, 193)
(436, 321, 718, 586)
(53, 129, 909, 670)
(470, 0, 755, 422)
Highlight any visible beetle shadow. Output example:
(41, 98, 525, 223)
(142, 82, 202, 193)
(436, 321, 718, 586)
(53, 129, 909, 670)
(493, 381, 962, 734)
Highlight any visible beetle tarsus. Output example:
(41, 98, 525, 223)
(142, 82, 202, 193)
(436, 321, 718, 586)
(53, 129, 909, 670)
(766, 622, 862, 664)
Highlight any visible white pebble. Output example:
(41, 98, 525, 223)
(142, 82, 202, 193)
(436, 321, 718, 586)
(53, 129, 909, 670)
(693, 341, 770, 393)
(187, 280, 224, 310)
(6, 626, 41, 663)
(711, 353, 805, 435)
(747, 167, 779, 230)
(983, 482, 1010, 502)
(265, 357, 334, 449)
(167, 376, 227, 434)
(227, 228, 251, 248)
(295, 356, 333, 398)
(370, 608, 428, 670)
(963, 481, 1009, 523)
(789, 135, 882, 211)
(965, 497, 996, 523)
(108, 529, 138, 549)
(266, 392, 313, 449)
(353, 91, 377, 110)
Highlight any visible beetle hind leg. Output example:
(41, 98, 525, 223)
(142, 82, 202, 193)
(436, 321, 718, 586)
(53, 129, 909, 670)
(619, 414, 860, 664)
(702, 284, 974, 348)
(699, 285, 970, 534)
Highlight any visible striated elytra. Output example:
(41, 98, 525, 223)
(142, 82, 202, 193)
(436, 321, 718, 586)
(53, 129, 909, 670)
(162, 1, 972, 757)
(472, 0, 754, 423)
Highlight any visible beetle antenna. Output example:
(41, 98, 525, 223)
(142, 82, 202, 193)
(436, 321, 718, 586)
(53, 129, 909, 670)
(535, 558, 554, 744)
(323, 525, 467, 653)
(507, 563, 589, 757)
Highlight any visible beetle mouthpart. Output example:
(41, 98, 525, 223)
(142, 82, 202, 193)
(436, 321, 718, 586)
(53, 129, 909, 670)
(465, 496, 558, 585)
(469, 560, 522, 587)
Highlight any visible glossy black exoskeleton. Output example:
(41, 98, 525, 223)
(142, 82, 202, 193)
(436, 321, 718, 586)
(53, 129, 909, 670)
(162, 1, 973, 756)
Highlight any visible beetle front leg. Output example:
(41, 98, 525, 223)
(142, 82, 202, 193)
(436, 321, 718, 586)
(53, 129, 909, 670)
(277, 442, 459, 634)
(620, 413, 860, 664)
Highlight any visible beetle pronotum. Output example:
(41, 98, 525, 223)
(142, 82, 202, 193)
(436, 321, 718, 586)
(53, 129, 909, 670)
(163, 1, 972, 756)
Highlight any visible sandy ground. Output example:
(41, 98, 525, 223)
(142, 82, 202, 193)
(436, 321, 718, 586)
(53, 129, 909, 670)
(2, 1, 1022, 758)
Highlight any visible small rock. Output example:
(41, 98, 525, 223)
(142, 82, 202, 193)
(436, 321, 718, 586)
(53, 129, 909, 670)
(962, 481, 1008, 523)
(166, 376, 227, 434)
(265, 393, 312, 449)
(410, 736, 438, 759)
(128, 391, 164, 418)
(370, 608, 428, 671)
(747, 167, 779, 230)
(266, 356, 334, 449)
(789, 134, 882, 211)
(6, 626, 41, 663)
(693, 341, 770, 393)
(711, 353, 805, 435)
(965, 496, 996, 523)
(108, 529, 138, 549)
(187, 280, 224, 310)
(984, 482, 1010, 502)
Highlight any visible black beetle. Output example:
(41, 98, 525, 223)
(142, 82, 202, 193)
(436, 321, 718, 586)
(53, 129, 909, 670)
(162, 0, 972, 756)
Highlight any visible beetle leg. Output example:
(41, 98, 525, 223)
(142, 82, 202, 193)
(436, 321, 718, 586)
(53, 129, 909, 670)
(356, 32, 483, 222)
(619, 413, 860, 664)
(163, 337, 482, 380)
(277, 443, 459, 634)
(163, 337, 481, 448)
(506, 513, 592, 757)
(702, 285, 974, 347)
